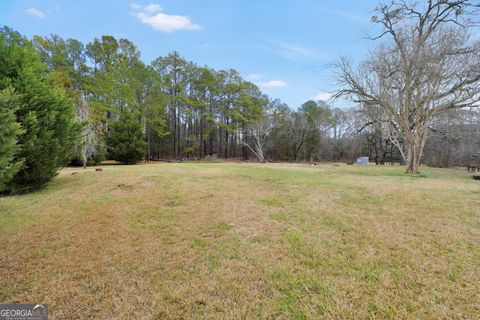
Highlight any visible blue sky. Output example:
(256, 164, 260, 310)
(0, 0, 381, 108)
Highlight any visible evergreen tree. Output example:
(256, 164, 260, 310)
(107, 110, 146, 164)
(0, 28, 80, 194)
(0, 87, 24, 192)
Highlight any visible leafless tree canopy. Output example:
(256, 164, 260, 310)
(336, 0, 480, 173)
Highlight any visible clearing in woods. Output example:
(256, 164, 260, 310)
(0, 163, 479, 319)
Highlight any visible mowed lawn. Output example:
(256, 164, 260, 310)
(0, 163, 479, 319)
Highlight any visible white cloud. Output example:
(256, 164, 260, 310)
(259, 80, 288, 89)
(144, 3, 161, 13)
(313, 91, 333, 101)
(24, 8, 46, 18)
(131, 3, 202, 33)
(247, 73, 287, 89)
(130, 3, 141, 10)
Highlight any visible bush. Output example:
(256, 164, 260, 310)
(0, 87, 24, 192)
(107, 110, 146, 164)
(0, 29, 80, 194)
(203, 154, 224, 163)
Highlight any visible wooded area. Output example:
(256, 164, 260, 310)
(1, 0, 480, 194)
(26, 22, 480, 167)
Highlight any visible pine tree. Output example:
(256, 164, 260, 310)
(0, 28, 80, 194)
(0, 87, 24, 193)
(107, 110, 146, 164)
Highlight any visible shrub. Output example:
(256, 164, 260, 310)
(0, 87, 24, 192)
(107, 110, 146, 164)
(0, 29, 80, 194)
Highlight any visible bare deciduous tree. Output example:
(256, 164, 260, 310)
(336, 0, 480, 173)
(242, 118, 272, 163)
(77, 97, 99, 169)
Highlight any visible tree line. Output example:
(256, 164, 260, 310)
(0, 26, 362, 193)
(0, 26, 383, 169)
(1, 0, 480, 193)
(32, 32, 272, 164)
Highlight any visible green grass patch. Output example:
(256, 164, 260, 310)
(0, 162, 479, 319)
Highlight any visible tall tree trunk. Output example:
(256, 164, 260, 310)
(209, 129, 213, 156)
(176, 108, 181, 159)
(82, 152, 87, 169)
(404, 136, 422, 174)
(219, 126, 223, 158)
(173, 111, 177, 159)
(242, 123, 247, 159)
(231, 129, 236, 158)
(147, 125, 151, 161)
(224, 117, 229, 159)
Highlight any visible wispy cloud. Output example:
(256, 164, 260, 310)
(259, 80, 288, 89)
(328, 9, 368, 24)
(24, 8, 46, 18)
(130, 3, 202, 33)
(313, 91, 333, 102)
(274, 41, 316, 61)
(130, 3, 142, 10)
(267, 40, 334, 63)
(144, 3, 161, 13)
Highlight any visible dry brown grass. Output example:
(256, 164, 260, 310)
(0, 163, 479, 319)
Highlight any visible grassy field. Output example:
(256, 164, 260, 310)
(0, 163, 479, 319)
